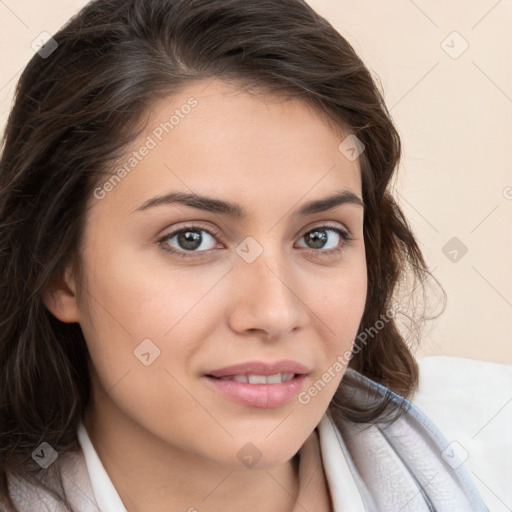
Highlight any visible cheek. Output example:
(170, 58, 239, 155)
(318, 257, 367, 339)
(312, 260, 367, 380)
(77, 264, 209, 440)
(79, 235, 228, 338)
(75, 243, 231, 408)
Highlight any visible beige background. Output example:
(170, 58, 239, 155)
(1, 0, 511, 364)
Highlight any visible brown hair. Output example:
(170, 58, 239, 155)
(0, 0, 445, 508)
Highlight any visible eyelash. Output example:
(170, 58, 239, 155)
(157, 222, 354, 260)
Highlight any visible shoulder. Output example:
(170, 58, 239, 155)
(412, 355, 512, 511)
(7, 448, 99, 512)
(324, 367, 489, 511)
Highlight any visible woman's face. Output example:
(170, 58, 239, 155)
(53, 79, 367, 468)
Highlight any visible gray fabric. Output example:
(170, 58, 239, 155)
(329, 368, 489, 511)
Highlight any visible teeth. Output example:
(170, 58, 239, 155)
(219, 373, 295, 384)
(248, 375, 267, 384)
(266, 374, 282, 384)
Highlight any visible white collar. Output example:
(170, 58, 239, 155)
(77, 422, 128, 511)
(317, 411, 368, 511)
(77, 412, 367, 512)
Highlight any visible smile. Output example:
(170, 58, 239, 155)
(203, 374, 307, 408)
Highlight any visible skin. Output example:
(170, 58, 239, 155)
(44, 78, 367, 512)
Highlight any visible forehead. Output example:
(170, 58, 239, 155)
(93, 78, 363, 216)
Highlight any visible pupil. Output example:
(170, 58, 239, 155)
(178, 230, 202, 250)
(306, 229, 327, 249)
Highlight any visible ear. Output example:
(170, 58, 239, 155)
(42, 264, 81, 323)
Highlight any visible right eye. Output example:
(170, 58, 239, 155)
(157, 224, 224, 258)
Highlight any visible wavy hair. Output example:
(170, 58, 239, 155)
(0, 0, 445, 508)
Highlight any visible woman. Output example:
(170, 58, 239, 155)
(0, 0, 488, 510)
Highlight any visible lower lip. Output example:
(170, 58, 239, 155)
(203, 374, 307, 408)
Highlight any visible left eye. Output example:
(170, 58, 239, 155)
(158, 224, 352, 257)
(296, 227, 345, 251)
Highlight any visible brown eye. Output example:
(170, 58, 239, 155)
(297, 226, 352, 253)
(158, 225, 221, 257)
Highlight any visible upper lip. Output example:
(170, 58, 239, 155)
(206, 360, 310, 378)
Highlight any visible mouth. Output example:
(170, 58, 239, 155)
(203, 360, 309, 408)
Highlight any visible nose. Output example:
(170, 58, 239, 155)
(226, 246, 309, 339)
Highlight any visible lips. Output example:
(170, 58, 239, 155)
(203, 360, 310, 408)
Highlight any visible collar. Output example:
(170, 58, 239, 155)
(77, 421, 128, 511)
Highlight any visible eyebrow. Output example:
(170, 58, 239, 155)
(132, 189, 364, 217)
